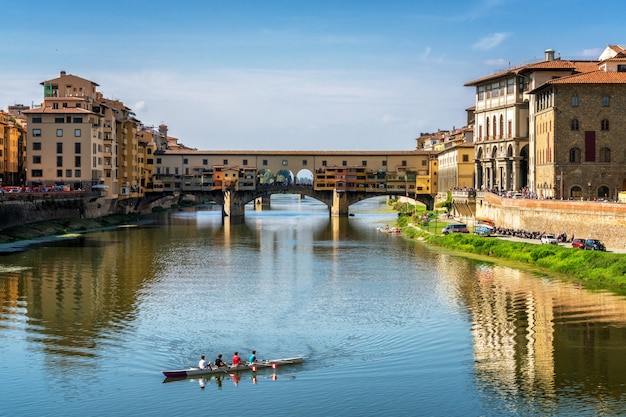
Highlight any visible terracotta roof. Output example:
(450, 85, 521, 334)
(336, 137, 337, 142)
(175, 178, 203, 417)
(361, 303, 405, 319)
(545, 70, 626, 84)
(465, 58, 598, 86)
(23, 107, 95, 115)
(608, 45, 626, 55)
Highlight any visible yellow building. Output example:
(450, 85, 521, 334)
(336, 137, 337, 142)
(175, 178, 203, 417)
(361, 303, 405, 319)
(0, 111, 26, 187)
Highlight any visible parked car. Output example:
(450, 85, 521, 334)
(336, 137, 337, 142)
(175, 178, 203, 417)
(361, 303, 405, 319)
(571, 238, 585, 249)
(441, 224, 469, 235)
(584, 239, 606, 251)
(473, 225, 493, 236)
(540, 234, 559, 245)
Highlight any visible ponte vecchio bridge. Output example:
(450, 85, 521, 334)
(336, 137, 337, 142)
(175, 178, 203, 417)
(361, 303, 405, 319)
(147, 149, 438, 223)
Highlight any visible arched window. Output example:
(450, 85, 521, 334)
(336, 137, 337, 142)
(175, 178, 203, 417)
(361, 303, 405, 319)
(569, 147, 581, 163)
(571, 119, 579, 131)
(571, 95, 579, 107)
(600, 147, 611, 162)
(601, 119, 609, 131)
(499, 115, 504, 139)
(486, 118, 490, 139)
(493, 116, 497, 139)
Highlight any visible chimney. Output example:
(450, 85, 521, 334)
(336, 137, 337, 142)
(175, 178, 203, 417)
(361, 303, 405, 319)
(60, 70, 66, 77)
(544, 49, 555, 62)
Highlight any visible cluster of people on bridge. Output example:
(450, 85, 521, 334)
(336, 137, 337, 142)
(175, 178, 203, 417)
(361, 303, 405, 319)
(197, 350, 258, 370)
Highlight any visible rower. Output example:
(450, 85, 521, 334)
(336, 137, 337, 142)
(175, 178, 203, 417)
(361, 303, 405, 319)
(249, 350, 258, 363)
(232, 351, 242, 367)
(214, 354, 227, 368)
(198, 355, 211, 370)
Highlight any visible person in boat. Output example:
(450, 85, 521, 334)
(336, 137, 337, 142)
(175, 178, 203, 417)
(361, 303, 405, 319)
(198, 355, 211, 370)
(214, 354, 227, 368)
(249, 350, 258, 363)
(232, 351, 242, 367)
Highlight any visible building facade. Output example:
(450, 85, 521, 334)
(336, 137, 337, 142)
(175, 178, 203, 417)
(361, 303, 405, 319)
(531, 47, 626, 200)
(465, 49, 598, 194)
(0, 111, 26, 187)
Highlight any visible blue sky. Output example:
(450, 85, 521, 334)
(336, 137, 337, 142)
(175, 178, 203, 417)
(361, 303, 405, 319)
(1, 0, 624, 150)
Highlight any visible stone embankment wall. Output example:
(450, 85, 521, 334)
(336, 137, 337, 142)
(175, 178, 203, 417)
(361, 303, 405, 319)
(0, 193, 178, 232)
(0, 195, 85, 231)
(475, 192, 626, 250)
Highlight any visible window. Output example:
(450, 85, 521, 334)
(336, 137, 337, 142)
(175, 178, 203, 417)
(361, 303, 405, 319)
(53, 103, 59, 109)
(585, 131, 596, 162)
(57, 156, 63, 167)
(603, 96, 610, 107)
(156, 158, 162, 164)
(33, 156, 41, 164)
(74, 129, 81, 137)
(202, 159, 208, 165)
(382, 160, 387, 166)
(57, 169, 63, 177)
(600, 147, 611, 162)
(506, 78, 515, 94)
(73, 117, 83, 123)
(56, 129, 63, 137)
(75, 170, 81, 177)
(32, 117, 42, 123)
(32, 129, 42, 137)
(33, 142, 42, 150)
(75, 143, 81, 153)
(243, 159, 248, 165)
(66, 170, 72, 177)
(571, 119, 579, 131)
(601, 119, 609, 131)
(75, 156, 81, 167)
(462, 154, 469, 162)
(56, 142, 63, 153)
(571, 95, 579, 107)
(223, 159, 228, 165)
(342, 160, 347, 166)
(477, 86, 485, 100)
(401, 160, 407, 166)
(569, 148, 581, 163)
(322, 160, 327, 167)
(421, 160, 427, 166)
(303, 160, 308, 166)
(282, 160, 288, 166)
(262, 160, 268, 166)
(31, 170, 43, 177)
(54, 116, 64, 123)
(183, 158, 188, 165)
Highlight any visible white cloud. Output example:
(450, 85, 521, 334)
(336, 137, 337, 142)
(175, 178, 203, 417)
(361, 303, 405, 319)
(484, 58, 508, 67)
(472, 33, 509, 50)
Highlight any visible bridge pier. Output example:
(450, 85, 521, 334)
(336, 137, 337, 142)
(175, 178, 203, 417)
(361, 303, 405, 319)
(222, 190, 245, 224)
(331, 190, 350, 217)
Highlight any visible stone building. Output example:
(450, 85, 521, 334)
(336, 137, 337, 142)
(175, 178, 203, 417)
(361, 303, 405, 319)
(465, 49, 597, 193)
(530, 46, 626, 200)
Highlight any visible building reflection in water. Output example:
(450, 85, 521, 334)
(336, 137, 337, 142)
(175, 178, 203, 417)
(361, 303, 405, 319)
(465, 261, 626, 408)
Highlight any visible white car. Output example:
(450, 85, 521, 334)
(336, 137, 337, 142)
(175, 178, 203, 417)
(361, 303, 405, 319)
(540, 234, 558, 245)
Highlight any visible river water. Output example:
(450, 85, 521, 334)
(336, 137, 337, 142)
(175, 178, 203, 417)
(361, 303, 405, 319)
(2, 195, 626, 417)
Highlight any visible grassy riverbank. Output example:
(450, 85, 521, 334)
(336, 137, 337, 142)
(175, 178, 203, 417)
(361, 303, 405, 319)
(402, 223, 626, 292)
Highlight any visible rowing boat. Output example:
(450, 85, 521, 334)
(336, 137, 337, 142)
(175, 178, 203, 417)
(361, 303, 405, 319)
(161, 356, 304, 378)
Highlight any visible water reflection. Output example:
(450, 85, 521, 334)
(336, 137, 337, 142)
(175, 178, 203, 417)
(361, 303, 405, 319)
(465, 263, 626, 413)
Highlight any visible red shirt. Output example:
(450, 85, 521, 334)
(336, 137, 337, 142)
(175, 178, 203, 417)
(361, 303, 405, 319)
(232, 354, 241, 365)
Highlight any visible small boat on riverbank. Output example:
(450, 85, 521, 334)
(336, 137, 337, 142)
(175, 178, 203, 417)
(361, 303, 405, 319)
(161, 356, 304, 378)
(377, 226, 401, 234)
